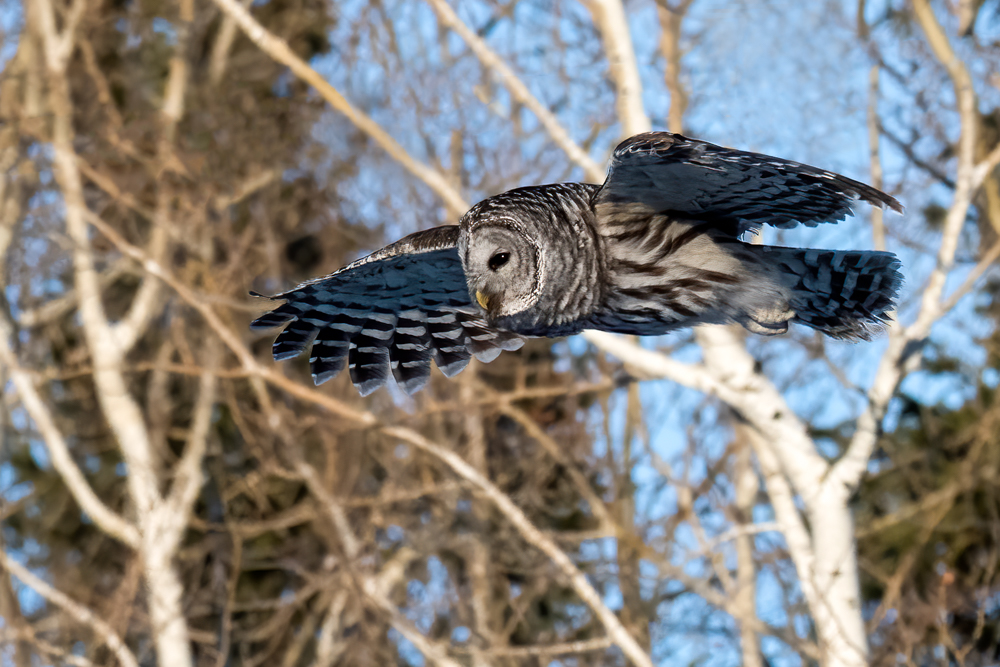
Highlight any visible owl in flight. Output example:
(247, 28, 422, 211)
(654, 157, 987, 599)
(252, 132, 903, 396)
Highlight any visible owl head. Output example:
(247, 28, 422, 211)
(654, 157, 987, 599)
(461, 219, 543, 322)
(458, 185, 600, 337)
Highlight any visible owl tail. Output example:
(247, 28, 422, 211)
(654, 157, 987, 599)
(751, 246, 903, 341)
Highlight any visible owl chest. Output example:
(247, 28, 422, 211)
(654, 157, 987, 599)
(600, 217, 726, 282)
(597, 218, 738, 322)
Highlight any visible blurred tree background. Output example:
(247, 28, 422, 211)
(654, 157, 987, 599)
(1, 0, 999, 666)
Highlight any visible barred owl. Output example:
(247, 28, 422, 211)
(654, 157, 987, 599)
(252, 132, 903, 395)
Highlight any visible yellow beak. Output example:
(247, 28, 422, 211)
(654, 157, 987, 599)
(475, 290, 490, 310)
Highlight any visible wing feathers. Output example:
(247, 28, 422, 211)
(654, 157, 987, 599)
(310, 326, 350, 385)
(596, 132, 902, 234)
(250, 226, 523, 395)
(349, 339, 392, 397)
(249, 302, 299, 331)
(390, 311, 434, 395)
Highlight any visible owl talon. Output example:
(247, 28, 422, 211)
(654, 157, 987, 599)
(740, 306, 794, 336)
(741, 319, 789, 336)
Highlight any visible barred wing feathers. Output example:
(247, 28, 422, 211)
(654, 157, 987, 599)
(595, 132, 903, 233)
(250, 226, 523, 396)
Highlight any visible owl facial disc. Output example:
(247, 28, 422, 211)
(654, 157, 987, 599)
(463, 224, 540, 321)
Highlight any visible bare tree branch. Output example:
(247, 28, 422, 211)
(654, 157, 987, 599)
(208, 0, 254, 85)
(209, 0, 470, 218)
(939, 238, 1000, 314)
(33, 2, 201, 664)
(584, 0, 650, 136)
(0, 551, 140, 667)
(0, 322, 140, 547)
(295, 459, 466, 667)
(830, 0, 983, 493)
(495, 400, 613, 528)
(455, 637, 614, 657)
(732, 429, 762, 667)
(165, 341, 218, 521)
(383, 426, 654, 667)
(657, 0, 689, 134)
(868, 65, 886, 251)
(424, 0, 605, 182)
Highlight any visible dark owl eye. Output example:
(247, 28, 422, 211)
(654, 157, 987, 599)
(488, 252, 510, 271)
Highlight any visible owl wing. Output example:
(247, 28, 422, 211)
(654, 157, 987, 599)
(250, 225, 524, 396)
(593, 132, 902, 234)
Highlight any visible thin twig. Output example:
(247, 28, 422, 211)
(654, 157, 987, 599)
(0, 322, 140, 547)
(453, 637, 613, 657)
(383, 426, 654, 667)
(938, 237, 1000, 315)
(867, 65, 886, 251)
(208, 0, 469, 218)
(0, 552, 140, 667)
(423, 0, 604, 182)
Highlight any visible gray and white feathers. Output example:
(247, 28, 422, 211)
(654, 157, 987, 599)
(251, 131, 904, 395)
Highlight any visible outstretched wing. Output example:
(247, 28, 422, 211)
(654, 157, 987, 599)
(593, 132, 902, 234)
(250, 226, 524, 396)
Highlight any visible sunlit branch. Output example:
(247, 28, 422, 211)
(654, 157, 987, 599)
(34, 1, 204, 664)
(313, 591, 349, 667)
(867, 65, 886, 251)
(453, 637, 614, 657)
(164, 343, 218, 522)
(209, 0, 470, 218)
(732, 430, 763, 667)
(656, 0, 691, 135)
(584, 0, 650, 136)
(830, 0, 985, 494)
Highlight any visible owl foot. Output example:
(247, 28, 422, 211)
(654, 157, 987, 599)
(739, 306, 795, 336)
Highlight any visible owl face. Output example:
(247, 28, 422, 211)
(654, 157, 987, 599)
(462, 223, 542, 321)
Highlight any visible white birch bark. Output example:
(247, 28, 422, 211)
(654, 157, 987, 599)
(734, 428, 762, 667)
(29, 2, 212, 665)
(585, 0, 649, 137)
